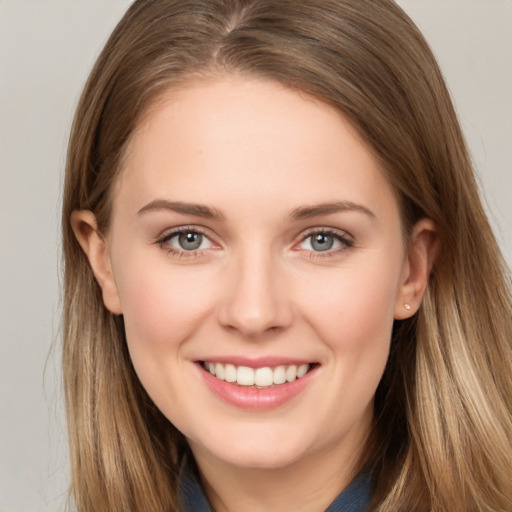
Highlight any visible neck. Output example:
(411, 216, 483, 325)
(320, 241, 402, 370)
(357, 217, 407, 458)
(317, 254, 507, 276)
(189, 431, 370, 512)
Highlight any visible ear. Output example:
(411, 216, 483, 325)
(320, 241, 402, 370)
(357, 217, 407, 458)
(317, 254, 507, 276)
(394, 218, 439, 319)
(70, 210, 123, 314)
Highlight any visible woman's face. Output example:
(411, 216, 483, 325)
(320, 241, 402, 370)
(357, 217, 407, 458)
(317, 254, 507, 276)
(83, 76, 423, 472)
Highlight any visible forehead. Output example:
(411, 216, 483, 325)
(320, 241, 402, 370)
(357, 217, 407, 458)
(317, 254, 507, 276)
(114, 75, 397, 220)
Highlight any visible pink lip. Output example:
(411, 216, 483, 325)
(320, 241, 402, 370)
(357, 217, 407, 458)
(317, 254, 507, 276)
(196, 362, 318, 411)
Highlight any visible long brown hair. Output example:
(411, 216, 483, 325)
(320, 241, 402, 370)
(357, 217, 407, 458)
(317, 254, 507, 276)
(62, 1, 512, 510)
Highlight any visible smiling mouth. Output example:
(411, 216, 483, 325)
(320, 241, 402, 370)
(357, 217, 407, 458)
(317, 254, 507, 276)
(201, 361, 315, 388)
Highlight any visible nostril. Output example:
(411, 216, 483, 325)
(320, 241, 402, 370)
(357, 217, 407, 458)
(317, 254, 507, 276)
(216, 292, 294, 337)
(215, 257, 293, 336)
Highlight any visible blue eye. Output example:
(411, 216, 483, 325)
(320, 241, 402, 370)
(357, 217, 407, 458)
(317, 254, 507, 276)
(177, 232, 204, 251)
(299, 230, 352, 253)
(309, 233, 335, 251)
(159, 229, 213, 252)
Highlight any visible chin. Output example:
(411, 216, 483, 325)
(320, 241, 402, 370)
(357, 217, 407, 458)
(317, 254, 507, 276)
(223, 450, 302, 470)
(190, 427, 318, 471)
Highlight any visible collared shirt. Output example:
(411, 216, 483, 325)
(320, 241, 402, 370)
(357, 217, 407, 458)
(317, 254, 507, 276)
(180, 463, 372, 512)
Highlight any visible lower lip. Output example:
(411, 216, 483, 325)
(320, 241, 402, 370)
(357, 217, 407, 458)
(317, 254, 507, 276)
(197, 363, 317, 411)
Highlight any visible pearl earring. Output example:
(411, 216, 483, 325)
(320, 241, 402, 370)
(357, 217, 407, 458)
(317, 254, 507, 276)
(404, 303, 411, 310)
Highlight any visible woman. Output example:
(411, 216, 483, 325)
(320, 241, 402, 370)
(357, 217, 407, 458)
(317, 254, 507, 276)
(62, 0, 512, 510)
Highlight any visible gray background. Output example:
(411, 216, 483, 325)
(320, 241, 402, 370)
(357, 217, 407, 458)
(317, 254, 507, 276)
(0, 1, 510, 510)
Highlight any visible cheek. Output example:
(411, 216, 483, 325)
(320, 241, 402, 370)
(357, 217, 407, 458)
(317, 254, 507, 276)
(297, 255, 402, 387)
(302, 263, 400, 422)
(305, 263, 399, 336)
(112, 251, 215, 368)
(112, 257, 221, 422)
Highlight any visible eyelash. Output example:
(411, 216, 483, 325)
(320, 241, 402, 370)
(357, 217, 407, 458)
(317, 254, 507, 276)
(155, 226, 354, 259)
(297, 228, 354, 258)
(155, 226, 213, 258)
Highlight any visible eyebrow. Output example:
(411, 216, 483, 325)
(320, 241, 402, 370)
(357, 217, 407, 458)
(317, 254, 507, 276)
(289, 201, 375, 221)
(137, 200, 225, 220)
(137, 199, 375, 222)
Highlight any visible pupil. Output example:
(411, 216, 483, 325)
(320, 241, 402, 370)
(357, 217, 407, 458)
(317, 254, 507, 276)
(312, 233, 333, 251)
(179, 232, 202, 250)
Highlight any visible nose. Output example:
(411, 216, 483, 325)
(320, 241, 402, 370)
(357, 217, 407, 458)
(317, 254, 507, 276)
(216, 244, 293, 338)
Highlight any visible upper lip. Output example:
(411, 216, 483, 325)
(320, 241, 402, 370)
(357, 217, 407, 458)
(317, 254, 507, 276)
(196, 356, 315, 368)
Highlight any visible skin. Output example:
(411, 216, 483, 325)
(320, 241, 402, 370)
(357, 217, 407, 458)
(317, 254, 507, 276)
(73, 75, 436, 512)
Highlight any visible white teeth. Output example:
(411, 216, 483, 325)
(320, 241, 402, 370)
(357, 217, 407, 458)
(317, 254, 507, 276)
(237, 366, 255, 386)
(204, 362, 311, 387)
(215, 363, 225, 381)
(255, 367, 273, 387)
(224, 363, 237, 383)
(273, 365, 287, 385)
(285, 365, 297, 382)
(297, 363, 309, 378)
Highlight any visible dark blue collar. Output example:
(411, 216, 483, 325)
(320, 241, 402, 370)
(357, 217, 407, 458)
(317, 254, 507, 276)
(324, 471, 372, 512)
(180, 462, 372, 512)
